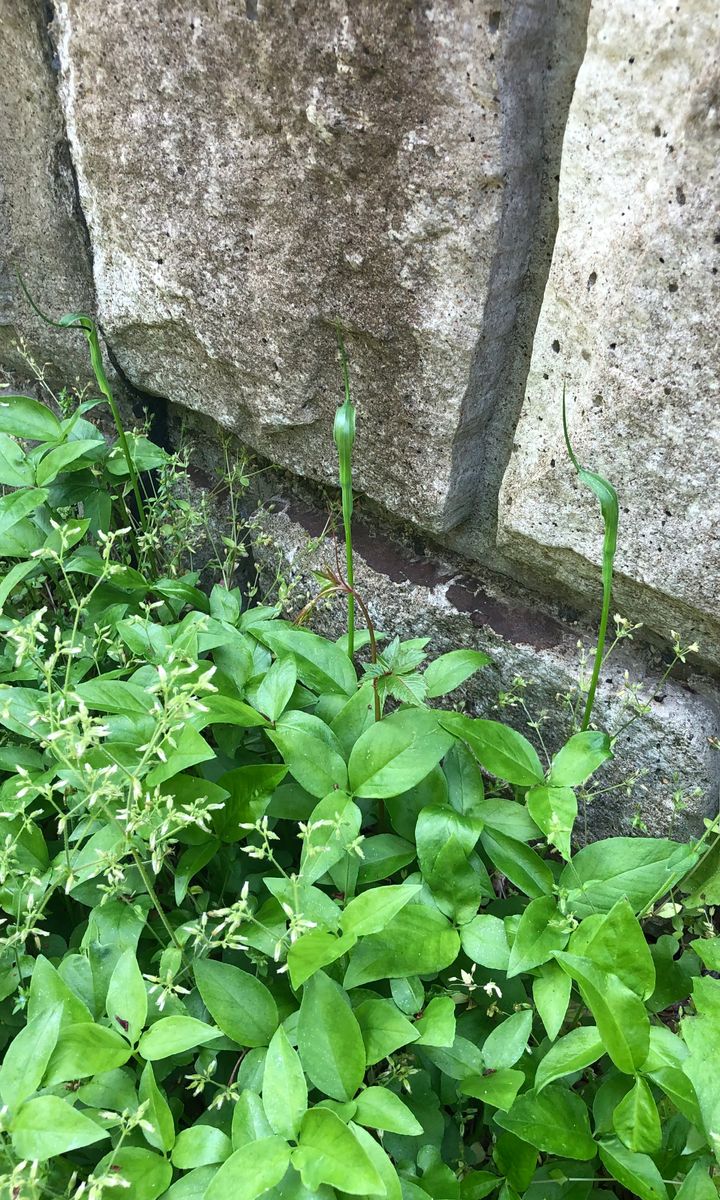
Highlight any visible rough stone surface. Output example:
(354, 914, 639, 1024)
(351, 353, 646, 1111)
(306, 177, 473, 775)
(51, 0, 574, 532)
(0, 0, 95, 385)
(497, 0, 720, 658)
(250, 499, 720, 843)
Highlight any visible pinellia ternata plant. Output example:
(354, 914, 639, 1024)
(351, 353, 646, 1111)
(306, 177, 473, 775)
(0, 307, 716, 1200)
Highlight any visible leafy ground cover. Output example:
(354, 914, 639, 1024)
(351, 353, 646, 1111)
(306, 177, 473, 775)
(0, 316, 718, 1200)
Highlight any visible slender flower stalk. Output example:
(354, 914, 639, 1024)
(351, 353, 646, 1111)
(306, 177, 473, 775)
(334, 327, 356, 659)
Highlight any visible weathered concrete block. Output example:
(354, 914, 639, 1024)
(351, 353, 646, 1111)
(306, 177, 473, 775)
(0, 0, 95, 384)
(250, 500, 720, 843)
(51, 0, 569, 531)
(497, 0, 720, 659)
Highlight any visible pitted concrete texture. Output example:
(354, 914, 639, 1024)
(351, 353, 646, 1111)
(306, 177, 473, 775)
(497, 0, 720, 659)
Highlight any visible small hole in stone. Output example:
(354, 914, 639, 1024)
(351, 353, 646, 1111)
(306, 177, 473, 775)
(668, 282, 678, 292)
(551, 339, 560, 353)
(653, 124, 662, 136)
(609, 342, 617, 350)
(489, 11, 501, 32)
(245, 0, 258, 18)
(714, 230, 720, 243)
(675, 185, 686, 205)
(587, 271, 597, 289)
(628, 55, 635, 63)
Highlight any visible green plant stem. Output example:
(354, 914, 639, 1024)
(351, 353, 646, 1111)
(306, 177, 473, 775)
(581, 568, 612, 732)
(334, 328, 356, 659)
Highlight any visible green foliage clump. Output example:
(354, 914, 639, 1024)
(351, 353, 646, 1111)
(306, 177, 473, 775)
(0, 317, 717, 1200)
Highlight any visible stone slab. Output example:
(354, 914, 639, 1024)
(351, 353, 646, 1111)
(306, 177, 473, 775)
(497, 0, 720, 658)
(0, 0, 95, 386)
(52, 0, 564, 531)
(249, 499, 720, 843)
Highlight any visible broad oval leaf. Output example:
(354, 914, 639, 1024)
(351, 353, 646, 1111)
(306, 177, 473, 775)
(598, 1138, 669, 1200)
(11, 1095, 108, 1161)
(297, 971, 365, 1102)
(348, 708, 454, 799)
(194, 959, 278, 1048)
(293, 1107, 385, 1196)
(506, 895, 571, 978)
(254, 624, 357, 696)
(343, 903, 460, 988)
(548, 730, 613, 787)
(560, 838, 697, 917)
(204, 1136, 291, 1200)
(424, 649, 490, 698)
(496, 1085, 596, 1161)
(482, 1010, 533, 1071)
(535, 1026, 605, 1092)
(441, 713, 543, 786)
(263, 1025, 308, 1140)
(0, 394, 62, 441)
(138, 1017, 222, 1061)
(554, 952, 650, 1074)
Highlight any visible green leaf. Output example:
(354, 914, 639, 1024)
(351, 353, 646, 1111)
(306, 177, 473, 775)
(254, 624, 357, 696)
(263, 1025, 308, 1140)
(0, 433, 34, 486)
(213, 764, 286, 840)
(554, 952, 650, 1073)
(526, 785, 577, 862)
(348, 707, 454, 799)
(106, 949, 148, 1044)
(194, 959, 278, 1048)
(300, 793, 362, 884)
(28, 955, 92, 1026)
(44, 1022, 132, 1084)
(330, 681, 377, 758)
(440, 713, 544, 786)
(548, 731, 613, 787)
(459, 1070, 524, 1111)
(674, 1163, 719, 1200)
(0, 486, 49, 538)
(414, 996, 456, 1047)
(506, 895, 571, 977)
(293, 1107, 385, 1195)
(0, 1003, 61, 1110)
(350, 1122, 403, 1200)
(255, 655, 298, 721)
(0, 394, 62, 441)
(354, 1086, 423, 1135)
(341, 884, 422, 938)
(424, 1033, 485, 1080)
(344, 903, 460, 988)
(460, 913, 510, 971)
(496, 1085, 596, 1160)
(287, 930, 357, 989)
(95, 1147, 172, 1200)
(647, 1066, 702, 1126)
(297, 972, 365, 1102)
(533, 961, 572, 1040)
(73, 678, 155, 715)
(482, 1010, 533, 1070)
(232, 1090, 274, 1148)
(424, 650, 490, 698)
(691, 936, 720, 971)
(139, 1061, 176, 1152)
(612, 1077, 661, 1154)
(534, 1026, 604, 1092)
(36, 437, 104, 485)
(355, 999, 419, 1065)
(11, 1095, 108, 1161)
(598, 1138, 669, 1200)
(573, 898, 655, 999)
(171, 1124, 232, 1168)
(560, 837, 696, 917)
(481, 829, 553, 898)
(0, 559, 41, 612)
(203, 1136, 292, 1200)
(268, 713, 348, 798)
(138, 1016, 222, 1060)
(356, 834, 416, 884)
